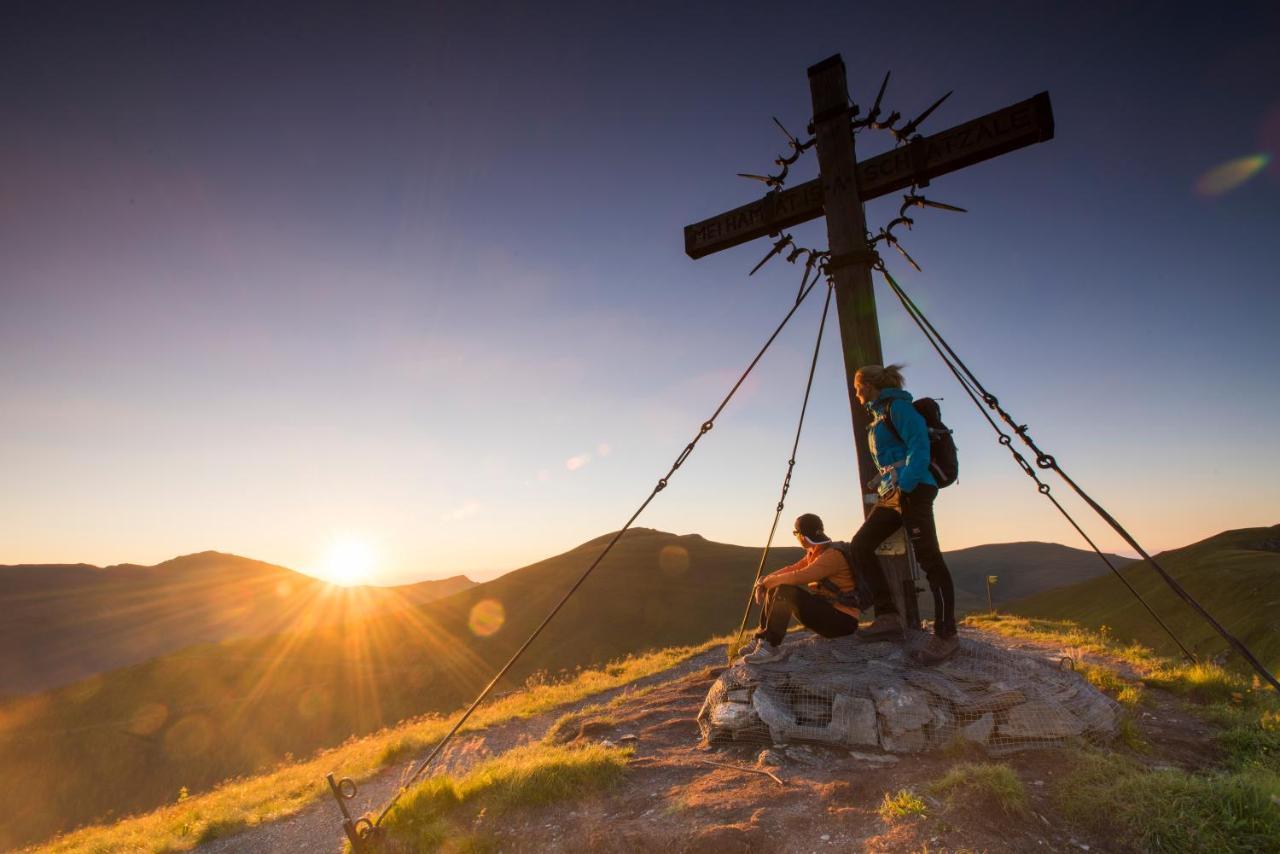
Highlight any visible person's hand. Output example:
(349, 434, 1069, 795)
(753, 581, 766, 605)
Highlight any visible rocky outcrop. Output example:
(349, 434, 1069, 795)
(698, 630, 1120, 754)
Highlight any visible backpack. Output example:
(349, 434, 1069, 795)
(879, 397, 959, 488)
(819, 541, 876, 611)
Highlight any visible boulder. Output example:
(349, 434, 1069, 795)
(831, 694, 879, 747)
(697, 630, 1119, 755)
(960, 713, 994, 744)
(999, 700, 1086, 740)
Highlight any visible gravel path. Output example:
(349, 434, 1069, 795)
(198, 646, 725, 854)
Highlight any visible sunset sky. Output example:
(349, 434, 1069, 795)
(3, 2, 1278, 585)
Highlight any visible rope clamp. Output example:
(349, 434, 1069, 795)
(826, 249, 880, 271)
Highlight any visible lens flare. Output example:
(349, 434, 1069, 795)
(164, 715, 213, 759)
(128, 702, 169, 735)
(659, 544, 690, 576)
(1194, 154, 1269, 196)
(468, 598, 506, 637)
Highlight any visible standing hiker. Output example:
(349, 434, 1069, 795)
(850, 363, 959, 664)
(739, 513, 860, 664)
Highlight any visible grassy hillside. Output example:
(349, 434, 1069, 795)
(0, 530, 1123, 848)
(0, 552, 474, 695)
(35, 616, 1280, 854)
(1007, 525, 1280, 674)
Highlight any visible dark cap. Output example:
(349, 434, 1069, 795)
(794, 513, 831, 544)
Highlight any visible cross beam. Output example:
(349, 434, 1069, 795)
(685, 54, 1053, 625)
(684, 90, 1053, 259)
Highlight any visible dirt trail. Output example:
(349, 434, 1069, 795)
(198, 646, 726, 854)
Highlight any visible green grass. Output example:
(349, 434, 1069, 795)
(877, 788, 928, 822)
(1005, 526, 1280, 677)
(377, 742, 631, 852)
(1054, 752, 1280, 852)
(33, 636, 723, 854)
(928, 762, 1027, 816)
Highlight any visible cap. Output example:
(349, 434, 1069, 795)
(794, 513, 831, 545)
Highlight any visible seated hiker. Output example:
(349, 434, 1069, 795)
(739, 513, 860, 664)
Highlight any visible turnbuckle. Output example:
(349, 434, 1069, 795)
(327, 774, 382, 852)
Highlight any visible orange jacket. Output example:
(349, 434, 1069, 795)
(764, 544, 859, 618)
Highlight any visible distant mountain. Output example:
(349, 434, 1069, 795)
(0, 551, 474, 695)
(0, 530, 1120, 848)
(944, 541, 1133, 615)
(1005, 525, 1280, 672)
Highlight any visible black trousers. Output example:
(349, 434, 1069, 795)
(850, 483, 957, 638)
(756, 584, 858, 647)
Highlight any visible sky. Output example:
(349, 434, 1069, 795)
(2, 1, 1278, 585)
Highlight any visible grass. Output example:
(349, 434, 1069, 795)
(877, 788, 927, 822)
(965, 614, 1273, 708)
(33, 636, 724, 854)
(928, 762, 1027, 816)
(1054, 751, 1280, 852)
(1003, 526, 1280, 676)
(376, 742, 632, 852)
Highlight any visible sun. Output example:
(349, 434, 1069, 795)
(320, 536, 377, 586)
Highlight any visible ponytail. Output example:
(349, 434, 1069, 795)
(855, 363, 906, 390)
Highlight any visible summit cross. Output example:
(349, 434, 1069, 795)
(684, 54, 1053, 621)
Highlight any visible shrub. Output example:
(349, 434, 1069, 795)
(928, 762, 1027, 816)
(379, 743, 631, 849)
(877, 789, 927, 822)
(1054, 752, 1280, 852)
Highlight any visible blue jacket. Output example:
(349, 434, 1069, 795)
(868, 388, 936, 494)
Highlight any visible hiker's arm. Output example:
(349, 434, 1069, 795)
(895, 399, 932, 493)
(759, 551, 815, 589)
(763, 550, 842, 588)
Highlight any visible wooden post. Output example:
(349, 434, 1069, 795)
(807, 55, 917, 626)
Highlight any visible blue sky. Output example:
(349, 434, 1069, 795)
(2, 2, 1277, 584)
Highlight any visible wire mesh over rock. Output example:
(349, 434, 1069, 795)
(698, 629, 1120, 754)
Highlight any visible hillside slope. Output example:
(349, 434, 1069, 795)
(36, 619, 1280, 854)
(0, 552, 473, 695)
(0, 531, 1125, 848)
(1007, 524, 1280, 672)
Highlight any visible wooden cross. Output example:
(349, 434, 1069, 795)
(685, 54, 1053, 623)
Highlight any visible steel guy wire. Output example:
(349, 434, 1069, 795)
(871, 259, 1275, 677)
(361, 274, 827, 836)
(728, 278, 835, 663)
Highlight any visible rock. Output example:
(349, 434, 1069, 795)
(960, 713, 994, 744)
(871, 683, 933, 733)
(959, 688, 1027, 715)
(831, 694, 879, 747)
(784, 744, 823, 765)
(904, 669, 972, 706)
(698, 630, 1119, 755)
(709, 701, 755, 732)
(881, 724, 929, 753)
(756, 748, 784, 767)
(849, 750, 899, 765)
(1001, 701, 1086, 739)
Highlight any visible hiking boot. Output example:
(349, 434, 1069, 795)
(743, 642, 786, 664)
(733, 638, 762, 663)
(911, 633, 959, 665)
(858, 612, 905, 641)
